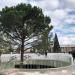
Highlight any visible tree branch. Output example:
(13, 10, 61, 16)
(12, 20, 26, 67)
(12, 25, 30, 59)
(25, 33, 39, 42)
(5, 30, 21, 41)
(25, 35, 33, 42)
(24, 39, 38, 46)
(4, 31, 20, 45)
(24, 44, 38, 51)
(14, 26, 22, 39)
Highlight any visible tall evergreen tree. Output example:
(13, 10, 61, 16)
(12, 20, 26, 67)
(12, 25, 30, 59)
(53, 33, 61, 52)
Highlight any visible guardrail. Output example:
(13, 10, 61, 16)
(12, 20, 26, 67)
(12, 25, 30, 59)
(0, 53, 73, 75)
(1, 53, 73, 65)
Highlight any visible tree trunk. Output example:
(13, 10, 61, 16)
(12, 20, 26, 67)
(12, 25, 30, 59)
(0, 54, 1, 64)
(20, 38, 24, 64)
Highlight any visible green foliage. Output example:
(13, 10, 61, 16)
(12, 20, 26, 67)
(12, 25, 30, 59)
(0, 32, 11, 54)
(0, 3, 50, 37)
(0, 3, 52, 62)
(31, 25, 53, 54)
(0, 3, 51, 48)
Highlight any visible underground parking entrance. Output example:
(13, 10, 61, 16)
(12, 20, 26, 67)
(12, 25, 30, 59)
(0, 53, 73, 75)
(14, 59, 71, 69)
(15, 64, 56, 69)
(13, 53, 73, 69)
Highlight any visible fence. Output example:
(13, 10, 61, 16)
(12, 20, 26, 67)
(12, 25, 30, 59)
(0, 53, 73, 67)
(0, 53, 73, 75)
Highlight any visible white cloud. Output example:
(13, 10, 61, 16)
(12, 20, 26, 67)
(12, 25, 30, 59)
(64, 0, 75, 8)
(50, 9, 68, 26)
(51, 9, 67, 19)
(43, 11, 52, 16)
(59, 35, 75, 45)
(0, 0, 75, 46)
(28, 0, 75, 46)
(60, 36, 75, 45)
(0, 0, 28, 9)
(51, 29, 75, 45)
(66, 27, 75, 33)
(68, 0, 75, 3)
(51, 19, 61, 26)
(45, 0, 59, 10)
(65, 8, 74, 12)
(63, 13, 75, 25)
(65, 18, 75, 24)
(56, 27, 75, 45)
(29, 0, 60, 11)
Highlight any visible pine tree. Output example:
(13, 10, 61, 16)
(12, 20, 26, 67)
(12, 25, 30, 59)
(53, 33, 61, 52)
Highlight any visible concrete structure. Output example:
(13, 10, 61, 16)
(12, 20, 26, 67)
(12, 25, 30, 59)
(49, 45, 75, 53)
(0, 53, 73, 75)
(60, 45, 75, 53)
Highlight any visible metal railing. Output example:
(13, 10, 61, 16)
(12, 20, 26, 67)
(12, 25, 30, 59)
(0, 53, 73, 71)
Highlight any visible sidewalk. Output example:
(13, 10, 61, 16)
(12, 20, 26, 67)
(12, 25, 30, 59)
(3, 68, 72, 75)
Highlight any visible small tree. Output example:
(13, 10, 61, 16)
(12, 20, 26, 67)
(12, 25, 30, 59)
(0, 32, 11, 63)
(0, 3, 52, 64)
(31, 26, 53, 55)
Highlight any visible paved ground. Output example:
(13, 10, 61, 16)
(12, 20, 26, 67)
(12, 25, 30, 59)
(3, 65, 72, 75)
(6, 71, 71, 75)
(4, 69, 72, 75)
(72, 59, 75, 75)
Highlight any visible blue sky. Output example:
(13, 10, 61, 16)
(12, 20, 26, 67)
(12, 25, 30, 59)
(0, 0, 75, 46)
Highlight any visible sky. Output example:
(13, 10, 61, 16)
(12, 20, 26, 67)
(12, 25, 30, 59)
(0, 0, 75, 46)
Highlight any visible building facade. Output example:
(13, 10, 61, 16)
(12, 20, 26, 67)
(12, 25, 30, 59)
(60, 45, 75, 53)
